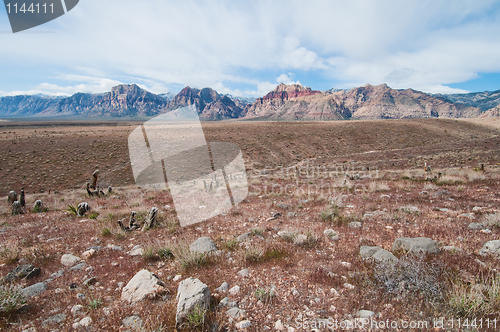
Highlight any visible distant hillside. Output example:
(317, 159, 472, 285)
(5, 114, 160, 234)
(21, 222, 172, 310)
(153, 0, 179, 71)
(243, 83, 481, 120)
(438, 89, 500, 111)
(1, 83, 498, 120)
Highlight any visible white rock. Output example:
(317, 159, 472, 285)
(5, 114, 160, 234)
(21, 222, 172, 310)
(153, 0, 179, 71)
(173, 274, 182, 282)
(190, 237, 217, 254)
(127, 245, 144, 256)
(60, 254, 81, 266)
(229, 285, 240, 295)
(236, 320, 252, 329)
(121, 269, 165, 303)
(275, 319, 285, 331)
(81, 249, 96, 260)
(71, 304, 84, 316)
(176, 277, 210, 326)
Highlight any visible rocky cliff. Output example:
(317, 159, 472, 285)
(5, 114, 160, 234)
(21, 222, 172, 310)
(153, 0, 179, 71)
(243, 83, 481, 120)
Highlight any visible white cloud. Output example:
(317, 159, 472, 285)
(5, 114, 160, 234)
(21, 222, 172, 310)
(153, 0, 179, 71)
(1, 0, 500, 96)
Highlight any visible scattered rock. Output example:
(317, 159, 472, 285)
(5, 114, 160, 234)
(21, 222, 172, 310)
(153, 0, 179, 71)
(277, 203, 291, 210)
(468, 222, 484, 230)
(229, 285, 240, 295)
(190, 237, 217, 254)
(176, 277, 210, 326)
(216, 282, 229, 292)
(69, 262, 88, 271)
(392, 237, 440, 254)
(121, 270, 166, 303)
(275, 319, 285, 330)
(81, 249, 96, 260)
(21, 282, 47, 297)
(358, 310, 375, 318)
(360, 246, 398, 263)
(226, 307, 245, 319)
(323, 229, 339, 241)
(237, 268, 249, 277)
(236, 320, 252, 329)
(2, 265, 41, 283)
(61, 254, 82, 267)
(122, 315, 143, 331)
(442, 246, 461, 253)
(42, 313, 66, 326)
(219, 297, 230, 307)
(173, 275, 182, 282)
(479, 240, 500, 257)
(77, 293, 86, 300)
(348, 222, 363, 229)
(236, 233, 251, 243)
(459, 213, 476, 219)
(71, 304, 84, 316)
(73, 316, 92, 329)
(127, 245, 144, 256)
(287, 212, 296, 217)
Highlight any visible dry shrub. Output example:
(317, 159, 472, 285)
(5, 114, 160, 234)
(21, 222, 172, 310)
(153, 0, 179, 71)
(0, 238, 21, 264)
(449, 273, 500, 318)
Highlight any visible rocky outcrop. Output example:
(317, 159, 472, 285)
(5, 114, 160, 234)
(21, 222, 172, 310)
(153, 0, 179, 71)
(244, 83, 481, 120)
(167, 87, 244, 120)
(439, 89, 500, 111)
(480, 105, 500, 117)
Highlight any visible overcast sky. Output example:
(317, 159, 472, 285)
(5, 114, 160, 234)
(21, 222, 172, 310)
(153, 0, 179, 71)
(1, 0, 500, 97)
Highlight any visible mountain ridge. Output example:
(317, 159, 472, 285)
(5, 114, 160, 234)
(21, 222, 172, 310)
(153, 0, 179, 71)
(0, 83, 498, 120)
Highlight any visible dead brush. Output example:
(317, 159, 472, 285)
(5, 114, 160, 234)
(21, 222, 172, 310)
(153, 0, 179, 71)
(0, 238, 21, 265)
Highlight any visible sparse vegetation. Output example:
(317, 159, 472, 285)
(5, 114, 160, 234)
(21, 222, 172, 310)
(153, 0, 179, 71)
(172, 244, 208, 271)
(449, 273, 500, 318)
(0, 284, 26, 313)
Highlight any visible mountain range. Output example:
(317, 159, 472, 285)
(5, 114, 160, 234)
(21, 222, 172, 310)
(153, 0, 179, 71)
(0, 83, 499, 120)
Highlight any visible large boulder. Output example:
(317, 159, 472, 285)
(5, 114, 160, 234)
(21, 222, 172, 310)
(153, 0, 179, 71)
(121, 270, 166, 303)
(360, 246, 398, 263)
(479, 240, 500, 257)
(392, 237, 440, 254)
(176, 278, 210, 326)
(190, 237, 217, 254)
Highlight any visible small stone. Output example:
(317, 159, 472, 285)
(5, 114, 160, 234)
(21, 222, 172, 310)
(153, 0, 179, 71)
(121, 270, 166, 303)
(190, 237, 217, 254)
(236, 233, 251, 243)
(358, 310, 375, 319)
(236, 320, 252, 329)
(229, 285, 240, 295)
(21, 282, 47, 297)
(127, 245, 144, 256)
(343, 283, 355, 290)
(219, 297, 230, 307)
(71, 304, 84, 316)
(79, 316, 92, 327)
(122, 315, 143, 330)
(81, 249, 96, 260)
(275, 319, 285, 331)
(479, 240, 500, 257)
(459, 213, 476, 219)
(468, 222, 484, 230)
(216, 282, 229, 292)
(42, 313, 66, 326)
(277, 203, 291, 210)
(237, 268, 249, 277)
(61, 254, 81, 266)
(348, 222, 363, 229)
(77, 293, 86, 300)
(173, 275, 182, 282)
(392, 237, 440, 254)
(226, 307, 245, 319)
(69, 262, 87, 271)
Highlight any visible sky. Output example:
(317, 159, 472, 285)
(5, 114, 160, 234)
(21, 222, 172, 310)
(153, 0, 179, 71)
(1, 0, 500, 97)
